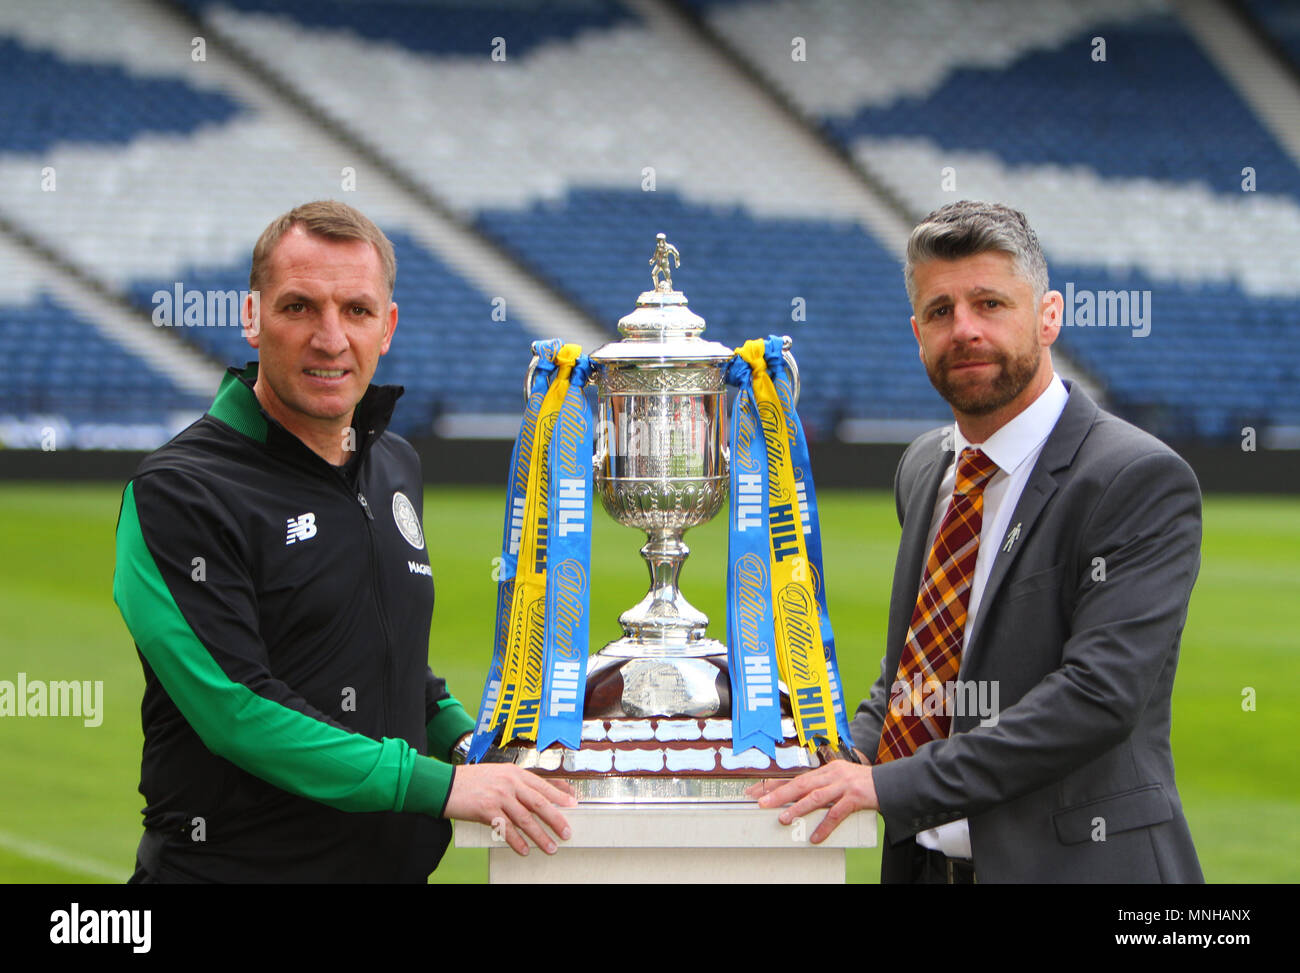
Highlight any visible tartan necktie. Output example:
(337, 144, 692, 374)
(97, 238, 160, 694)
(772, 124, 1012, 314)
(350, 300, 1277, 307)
(876, 447, 1000, 763)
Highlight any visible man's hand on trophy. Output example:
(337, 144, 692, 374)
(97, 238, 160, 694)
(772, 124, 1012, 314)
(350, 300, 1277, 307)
(444, 764, 578, 856)
(746, 759, 878, 844)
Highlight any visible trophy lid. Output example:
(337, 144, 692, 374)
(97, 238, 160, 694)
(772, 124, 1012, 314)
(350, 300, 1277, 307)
(590, 234, 734, 366)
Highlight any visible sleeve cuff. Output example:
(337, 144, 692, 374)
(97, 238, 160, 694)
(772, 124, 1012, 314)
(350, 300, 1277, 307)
(426, 697, 476, 761)
(401, 756, 456, 818)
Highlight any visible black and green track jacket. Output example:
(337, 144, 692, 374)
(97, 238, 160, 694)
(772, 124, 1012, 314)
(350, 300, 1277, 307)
(113, 362, 475, 882)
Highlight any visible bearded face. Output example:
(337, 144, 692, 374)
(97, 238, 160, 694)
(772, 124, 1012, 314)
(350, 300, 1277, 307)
(909, 251, 1057, 431)
(922, 331, 1041, 415)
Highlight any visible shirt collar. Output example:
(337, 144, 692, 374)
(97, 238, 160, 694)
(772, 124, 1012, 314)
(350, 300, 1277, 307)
(208, 361, 403, 462)
(952, 373, 1069, 476)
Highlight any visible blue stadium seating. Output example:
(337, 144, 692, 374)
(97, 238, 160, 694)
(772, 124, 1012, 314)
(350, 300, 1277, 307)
(2, 0, 1297, 448)
(1050, 263, 1300, 438)
(826, 17, 1300, 201)
(0, 36, 243, 154)
(1240, 0, 1300, 75)
(0, 294, 207, 423)
(676, 0, 1300, 442)
(171, 0, 635, 57)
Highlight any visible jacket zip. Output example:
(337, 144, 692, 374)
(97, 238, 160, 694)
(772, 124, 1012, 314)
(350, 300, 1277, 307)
(354, 488, 394, 734)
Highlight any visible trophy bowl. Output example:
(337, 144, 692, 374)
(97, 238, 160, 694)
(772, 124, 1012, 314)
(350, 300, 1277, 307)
(590, 286, 732, 664)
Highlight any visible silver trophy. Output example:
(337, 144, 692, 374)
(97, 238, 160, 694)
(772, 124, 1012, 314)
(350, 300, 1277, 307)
(584, 234, 733, 714)
(496, 235, 813, 799)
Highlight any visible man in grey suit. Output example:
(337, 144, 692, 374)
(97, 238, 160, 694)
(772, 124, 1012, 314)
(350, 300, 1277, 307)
(752, 200, 1203, 883)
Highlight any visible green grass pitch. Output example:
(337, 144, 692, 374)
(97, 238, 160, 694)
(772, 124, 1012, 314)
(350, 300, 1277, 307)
(0, 483, 1295, 883)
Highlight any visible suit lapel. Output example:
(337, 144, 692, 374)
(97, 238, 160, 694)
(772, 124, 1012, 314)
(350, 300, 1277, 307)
(963, 382, 1099, 657)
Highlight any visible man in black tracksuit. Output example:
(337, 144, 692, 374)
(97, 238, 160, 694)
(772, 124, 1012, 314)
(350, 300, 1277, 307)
(113, 201, 572, 882)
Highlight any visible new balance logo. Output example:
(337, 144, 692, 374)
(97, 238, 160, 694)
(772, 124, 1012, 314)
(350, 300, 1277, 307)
(286, 513, 317, 545)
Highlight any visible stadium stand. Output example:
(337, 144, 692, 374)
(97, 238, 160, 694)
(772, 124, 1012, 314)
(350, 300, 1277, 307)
(0, 34, 242, 155)
(1, 0, 1297, 450)
(177, 0, 942, 439)
(0, 294, 209, 446)
(687, 0, 1300, 441)
(0, 234, 211, 450)
(1239, 0, 1300, 73)
(0, 0, 568, 443)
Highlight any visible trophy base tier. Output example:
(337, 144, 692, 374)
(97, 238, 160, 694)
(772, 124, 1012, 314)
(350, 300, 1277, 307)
(486, 713, 817, 803)
(482, 655, 852, 803)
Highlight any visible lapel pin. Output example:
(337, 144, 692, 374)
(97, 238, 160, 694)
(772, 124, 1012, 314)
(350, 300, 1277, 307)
(1002, 522, 1021, 553)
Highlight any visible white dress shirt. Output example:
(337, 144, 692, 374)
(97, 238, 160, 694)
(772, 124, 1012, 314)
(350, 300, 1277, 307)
(912, 374, 1069, 860)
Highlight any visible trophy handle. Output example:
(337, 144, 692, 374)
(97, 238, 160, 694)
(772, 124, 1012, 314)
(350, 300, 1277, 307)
(523, 352, 539, 401)
(780, 334, 800, 408)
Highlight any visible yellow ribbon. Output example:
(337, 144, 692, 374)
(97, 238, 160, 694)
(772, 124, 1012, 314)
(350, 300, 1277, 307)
(736, 340, 839, 750)
(498, 344, 580, 742)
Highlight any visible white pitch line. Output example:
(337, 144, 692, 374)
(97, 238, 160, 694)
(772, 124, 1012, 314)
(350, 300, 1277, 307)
(0, 830, 126, 883)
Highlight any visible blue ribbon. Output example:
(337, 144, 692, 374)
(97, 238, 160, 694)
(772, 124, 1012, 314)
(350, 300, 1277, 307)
(761, 336, 854, 748)
(723, 354, 783, 757)
(468, 339, 562, 763)
(537, 355, 594, 751)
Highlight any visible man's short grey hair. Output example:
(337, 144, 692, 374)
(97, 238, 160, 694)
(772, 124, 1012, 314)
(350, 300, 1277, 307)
(904, 200, 1049, 309)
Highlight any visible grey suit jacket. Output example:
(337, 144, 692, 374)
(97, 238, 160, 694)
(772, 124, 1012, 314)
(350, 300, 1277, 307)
(850, 382, 1204, 883)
